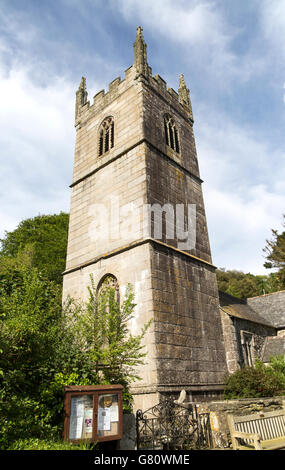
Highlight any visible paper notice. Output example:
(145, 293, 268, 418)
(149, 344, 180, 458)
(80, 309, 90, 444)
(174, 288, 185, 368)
(69, 416, 83, 439)
(71, 397, 85, 417)
(70, 395, 93, 439)
(110, 404, 119, 422)
(98, 408, 111, 431)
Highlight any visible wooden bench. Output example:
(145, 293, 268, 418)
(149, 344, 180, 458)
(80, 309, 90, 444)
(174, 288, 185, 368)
(227, 409, 285, 450)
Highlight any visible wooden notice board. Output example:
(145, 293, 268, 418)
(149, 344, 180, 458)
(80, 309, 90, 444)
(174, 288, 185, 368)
(63, 385, 123, 443)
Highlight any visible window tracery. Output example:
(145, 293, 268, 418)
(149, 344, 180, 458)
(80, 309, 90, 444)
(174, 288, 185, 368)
(99, 117, 114, 156)
(164, 114, 180, 153)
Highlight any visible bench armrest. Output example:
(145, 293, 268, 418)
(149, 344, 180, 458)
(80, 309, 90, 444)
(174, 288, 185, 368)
(232, 431, 260, 440)
(231, 431, 262, 450)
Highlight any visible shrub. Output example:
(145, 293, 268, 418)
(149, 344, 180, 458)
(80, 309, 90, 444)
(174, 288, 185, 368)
(269, 355, 285, 375)
(224, 359, 285, 399)
(0, 267, 150, 448)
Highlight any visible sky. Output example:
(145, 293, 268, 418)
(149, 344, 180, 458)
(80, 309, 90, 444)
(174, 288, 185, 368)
(0, 0, 284, 275)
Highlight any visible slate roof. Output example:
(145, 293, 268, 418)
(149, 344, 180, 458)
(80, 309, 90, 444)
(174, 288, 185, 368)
(262, 336, 285, 362)
(219, 291, 245, 307)
(247, 290, 285, 329)
(218, 291, 276, 328)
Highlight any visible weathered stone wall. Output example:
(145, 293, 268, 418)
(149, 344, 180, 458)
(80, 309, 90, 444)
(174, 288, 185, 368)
(197, 396, 285, 448)
(141, 71, 212, 264)
(142, 77, 199, 179)
(120, 413, 137, 450)
(234, 317, 276, 363)
(63, 243, 158, 400)
(220, 310, 240, 374)
(65, 143, 147, 272)
(63, 32, 228, 411)
(220, 311, 276, 373)
(73, 66, 143, 185)
(150, 243, 227, 394)
(145, 145, 212, 263)
(141, 73, 227, 395)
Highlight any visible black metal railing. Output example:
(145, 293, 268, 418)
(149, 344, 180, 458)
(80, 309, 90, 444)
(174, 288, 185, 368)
(136, 398, 212, 450)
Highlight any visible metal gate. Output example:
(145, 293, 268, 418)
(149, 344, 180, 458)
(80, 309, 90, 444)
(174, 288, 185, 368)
(136, 398, 212, 450)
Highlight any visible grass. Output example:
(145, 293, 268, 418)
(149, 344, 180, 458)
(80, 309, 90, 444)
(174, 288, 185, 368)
(8, 438, 98, 450)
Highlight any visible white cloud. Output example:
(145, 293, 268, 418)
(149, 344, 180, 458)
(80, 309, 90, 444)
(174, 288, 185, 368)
(0, 68, 72, 142)
(116, 0, 267, 86)
(0, 6, 38, 47)
(0, 64, 76, 237)
(195, 106, 285, 274)
(119, 0, 234, 72)
(117, 0, 228, 44)
(196, 105, 284, 192)
(204, 184, 284, 274)
(260, 0, 285, 58)
(0, 0, 283, 277)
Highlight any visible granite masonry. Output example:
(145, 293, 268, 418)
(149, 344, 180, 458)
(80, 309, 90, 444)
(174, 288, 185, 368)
(63, 28, 285, 419)
(220, 290, 285, 374)
(62, 27, 228, 411)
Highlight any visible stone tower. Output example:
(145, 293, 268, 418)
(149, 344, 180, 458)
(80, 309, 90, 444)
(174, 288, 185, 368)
(63, 27, 227, 411)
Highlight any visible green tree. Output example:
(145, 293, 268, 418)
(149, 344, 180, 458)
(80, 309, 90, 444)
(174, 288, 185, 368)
(0, 262, 149, 448)
(263, 214, 285, 289)
(64, 275, 151, 401)
(0, 265, 68, 447)
(216, 269, 270, 299)
(0, 212, 69, 284)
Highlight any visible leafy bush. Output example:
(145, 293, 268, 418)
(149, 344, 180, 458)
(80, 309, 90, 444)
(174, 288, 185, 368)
(269, 355, 285, 375)
(224, 359, 285, 399)
(0, 263, 149, 448)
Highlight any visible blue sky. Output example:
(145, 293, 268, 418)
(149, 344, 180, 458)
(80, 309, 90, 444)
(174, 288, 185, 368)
(0, 0, 284, 274)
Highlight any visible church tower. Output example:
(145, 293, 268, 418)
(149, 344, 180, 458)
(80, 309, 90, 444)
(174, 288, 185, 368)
(63, 27, 227, 410)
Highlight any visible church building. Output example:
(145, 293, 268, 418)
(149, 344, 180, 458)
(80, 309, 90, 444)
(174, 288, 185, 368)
(63, 27, 284, 411)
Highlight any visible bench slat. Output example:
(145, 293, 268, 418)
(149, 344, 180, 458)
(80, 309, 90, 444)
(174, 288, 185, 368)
(261, 437, 285, 450)
(235, 415, 285, 439)
(227, 410, 285, 450)
(232, 409, 285, 423)
(274, 416, 283, 436)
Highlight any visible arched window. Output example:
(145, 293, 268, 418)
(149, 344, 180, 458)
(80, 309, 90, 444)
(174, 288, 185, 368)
(164, 114, 180, 153)
(98, 117, 114, 156)
(96, 274, 120, 352)
(97, 274, 120, 304)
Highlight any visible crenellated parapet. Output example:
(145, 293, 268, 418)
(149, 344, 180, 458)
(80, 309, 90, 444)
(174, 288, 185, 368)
(74, 65, 137, 126)
(147, 72, 194, 124)
(74, 27, 194, 127)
